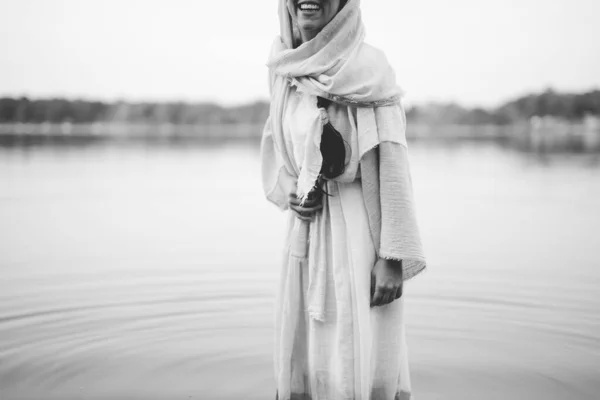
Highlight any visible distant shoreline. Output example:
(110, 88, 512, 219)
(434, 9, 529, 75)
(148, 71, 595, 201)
(0, 122, 265, 140)
(2, 88, 600, 127)
(2, 120, 599, 153)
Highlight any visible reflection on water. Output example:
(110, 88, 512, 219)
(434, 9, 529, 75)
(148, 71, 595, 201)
(1, 142, 599, 400)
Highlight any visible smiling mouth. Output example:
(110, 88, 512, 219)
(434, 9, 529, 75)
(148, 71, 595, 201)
(298, 1, 321, 12)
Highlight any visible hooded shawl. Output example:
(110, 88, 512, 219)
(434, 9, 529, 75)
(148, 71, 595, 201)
(261, 0, 426, 321)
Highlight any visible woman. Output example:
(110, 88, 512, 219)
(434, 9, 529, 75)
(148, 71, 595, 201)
(260, 1, 427, 399)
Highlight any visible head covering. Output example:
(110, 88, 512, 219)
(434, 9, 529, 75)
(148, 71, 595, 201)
(268, 0, 401, 108)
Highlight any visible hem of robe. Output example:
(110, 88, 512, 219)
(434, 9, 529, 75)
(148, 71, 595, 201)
(275, 389, 413, 400)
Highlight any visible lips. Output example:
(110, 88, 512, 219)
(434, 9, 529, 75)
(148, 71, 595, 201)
(298, 1, 321, 12)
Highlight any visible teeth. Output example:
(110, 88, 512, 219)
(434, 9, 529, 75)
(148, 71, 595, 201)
(299, 3, 320, 11)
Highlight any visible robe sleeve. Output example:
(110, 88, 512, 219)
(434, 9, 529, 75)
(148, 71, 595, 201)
(260, 115, 296, 211)
(358, 103, 426, 281)
(378, 141, 427, 281)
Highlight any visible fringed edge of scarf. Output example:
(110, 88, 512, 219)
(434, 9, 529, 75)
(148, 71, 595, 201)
(289, 78, 403, 109)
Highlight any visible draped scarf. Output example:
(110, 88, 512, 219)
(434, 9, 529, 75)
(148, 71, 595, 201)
(265, 0, 403, 202)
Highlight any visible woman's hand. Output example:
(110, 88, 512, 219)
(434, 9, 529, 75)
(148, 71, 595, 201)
(370, 258, 404, 307)
(288, 192, 323, 222)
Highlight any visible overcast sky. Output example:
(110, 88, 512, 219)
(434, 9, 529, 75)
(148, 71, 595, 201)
(0, 0, 598, 106)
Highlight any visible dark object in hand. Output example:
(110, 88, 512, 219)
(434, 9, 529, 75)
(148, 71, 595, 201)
(317, 97, 347, 180)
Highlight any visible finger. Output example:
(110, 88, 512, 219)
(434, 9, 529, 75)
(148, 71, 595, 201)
(289, 196, 322, 208)
(290, 204, 323, 215)
(380, 287, 394, 306)
(291, 208, 313, 221)
(371, 287, 385, 307)
(395, 283, 403, 299)
(376, 287, 388, 306)
(293, 203, 323, 213)
(288, 192, 322, 204)
(384, 287, 399, 305)
(302, 204, 324, 214)
(387, 287, 398, 303)
(288, 195, 300, 204)
(290, 205, 309, 218)
(293, 213, 313, 222)
(370, 273, 376, 299)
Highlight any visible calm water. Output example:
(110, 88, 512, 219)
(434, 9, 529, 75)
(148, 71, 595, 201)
(1, 142, 599, 400)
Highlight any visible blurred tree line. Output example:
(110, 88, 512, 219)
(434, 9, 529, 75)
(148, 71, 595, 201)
(406, 89, 600, 125)
(1, 89, 599, 125)
(0, 98, 270, 125)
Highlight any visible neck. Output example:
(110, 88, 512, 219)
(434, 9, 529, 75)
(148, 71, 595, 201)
(299, 28, 320, 44)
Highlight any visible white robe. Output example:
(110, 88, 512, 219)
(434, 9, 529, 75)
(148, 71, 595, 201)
(273, 88, 415, 400)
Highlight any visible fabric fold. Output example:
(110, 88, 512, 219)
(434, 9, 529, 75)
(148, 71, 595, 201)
(306, 187, 330, 322)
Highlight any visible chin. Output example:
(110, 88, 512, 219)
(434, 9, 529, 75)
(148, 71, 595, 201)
(298, 20, 325, 33)
(297, 14, 328, 33)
